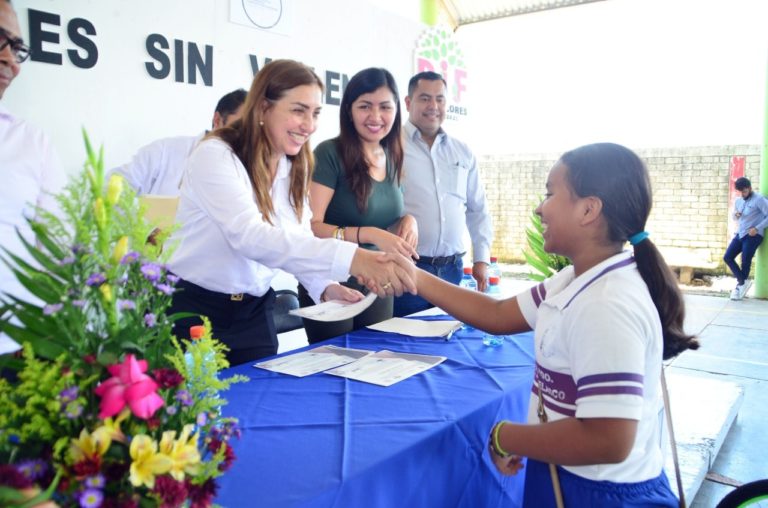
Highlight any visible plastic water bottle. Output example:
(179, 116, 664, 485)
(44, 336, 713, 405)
(185, 325, 214, 380)
(488, 276, 501, 295)
(459, 267, 477, 292)
(488, 256, 501, 290)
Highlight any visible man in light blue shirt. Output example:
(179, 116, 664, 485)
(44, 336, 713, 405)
(724, 177, 768, 300)
(393, 71, 493, 317)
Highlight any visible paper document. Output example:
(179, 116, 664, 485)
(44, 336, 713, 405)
(254, 345, 373, 377)
(325, 350, 447, 386)
(367, 317, 461, 338)
(139, 195, 179, 230)
(289, 291, 377, 322)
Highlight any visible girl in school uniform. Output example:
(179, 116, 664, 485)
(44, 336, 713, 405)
(167, 60, 415, 366)
(297, 67, 419, 343)
(391, 143, 700, 507)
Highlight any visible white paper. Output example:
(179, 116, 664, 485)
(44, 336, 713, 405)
(325, 350, 447, 387)
(366, 317, 461, 338)
(289, 291, 377, 322)
(254, 345, 373, 377)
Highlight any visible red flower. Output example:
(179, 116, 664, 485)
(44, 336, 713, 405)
(84, 354, 97, 364)
(153, 475, 188, 508)
(94, 354, 164, 420)
(208, 439, 236, 472)
(72, 456, 102, 477)
(152, 368, 184, 389)
(0, 464, 33, 489)
(186, 478, 217, 508)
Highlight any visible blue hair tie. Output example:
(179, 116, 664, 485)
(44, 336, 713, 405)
(628, 231, 649, 245)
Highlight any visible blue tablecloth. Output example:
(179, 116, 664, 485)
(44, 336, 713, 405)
(216, 323, 535, 508)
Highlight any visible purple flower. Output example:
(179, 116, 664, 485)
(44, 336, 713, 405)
(144, 313, 156, 328)
(120, 251, 140, 264)
(43, 303, 64, 315)
(72, 299, 86, 308)
(85, 474, 105, 489)
(155, 283, 174, 295)
(65, 401, 84, 419)
(175, 390, 193, 407)
(78, 487, 104, 508)
(167, 273, 180, 284)
(196, 412, 208, 426)
(86, 273, 106, 287)
(60, 386, 79, 403)
(17, 459, 47, 481)
(70, 244, 86, 255)
(117, 299, 136, 311)
(59, 256, 75, 265)
(165, 405, 178, 416)
(140, 263, 162, 282)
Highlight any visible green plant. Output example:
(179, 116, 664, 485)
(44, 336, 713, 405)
(0, 130, 246, 507)
(522, 205, 570, 281)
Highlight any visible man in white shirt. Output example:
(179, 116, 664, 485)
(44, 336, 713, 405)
(109, 88, 247, 196)
(0, 0, 66, 354)
(393, 71, 493, 317)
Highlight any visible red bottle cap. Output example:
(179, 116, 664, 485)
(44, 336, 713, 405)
(463, 267, 472, 275)
(190, 325, 205, 340)
(489, 276, 500, 285)
(490, 256, 498, 263)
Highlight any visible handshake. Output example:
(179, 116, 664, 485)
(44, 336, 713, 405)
(349, 250, 419, 298)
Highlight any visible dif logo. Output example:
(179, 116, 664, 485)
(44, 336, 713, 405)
(414, 25, 468, 120)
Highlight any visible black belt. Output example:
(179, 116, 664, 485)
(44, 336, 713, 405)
(175, 278, 260, 303)
(417, 252, 465, 267)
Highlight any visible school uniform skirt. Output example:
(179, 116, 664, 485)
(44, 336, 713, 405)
(523, 458, 679, 508)
(169, 278, 277, 366)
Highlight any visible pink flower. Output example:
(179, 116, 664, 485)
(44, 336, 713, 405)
(95, 354, 165, 420)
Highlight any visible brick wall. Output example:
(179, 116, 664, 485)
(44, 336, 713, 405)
(479, 145, 762, 271)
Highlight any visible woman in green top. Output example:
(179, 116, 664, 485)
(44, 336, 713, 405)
(298, 67, 419, 343)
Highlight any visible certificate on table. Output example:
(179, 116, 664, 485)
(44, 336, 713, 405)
(289, 292, 377, 322)
(367, 317, 462, 338)
(325, 350, 447, 387)
(254, 345, 373, 377)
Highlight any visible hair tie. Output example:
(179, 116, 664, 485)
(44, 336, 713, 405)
(628, 231, 649, 245)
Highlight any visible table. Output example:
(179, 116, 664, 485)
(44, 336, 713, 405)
(216, 322, 535, 508)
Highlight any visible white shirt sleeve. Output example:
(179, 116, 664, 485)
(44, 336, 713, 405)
(465, 152, 493, 264)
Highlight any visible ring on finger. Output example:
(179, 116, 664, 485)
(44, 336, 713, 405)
(381, 281, 392, 290)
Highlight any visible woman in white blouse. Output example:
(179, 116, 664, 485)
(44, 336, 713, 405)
(167, 59, 414, 366)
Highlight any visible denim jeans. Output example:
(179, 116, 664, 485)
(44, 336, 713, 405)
(393, 257, 463, 317)
(723, 233, 764, 285)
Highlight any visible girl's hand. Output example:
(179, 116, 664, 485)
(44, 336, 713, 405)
(321, 283, 364, 303)
(489, 447, 525, 476)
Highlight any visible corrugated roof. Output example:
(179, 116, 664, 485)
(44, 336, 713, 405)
(440, 0, 607, 27)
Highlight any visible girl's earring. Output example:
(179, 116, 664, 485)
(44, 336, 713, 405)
(259, 120, 264, 126)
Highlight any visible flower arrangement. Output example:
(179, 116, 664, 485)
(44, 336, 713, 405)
(0, 132, 246, 507)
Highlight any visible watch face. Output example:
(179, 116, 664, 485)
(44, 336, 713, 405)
(241, 0, 283, 29)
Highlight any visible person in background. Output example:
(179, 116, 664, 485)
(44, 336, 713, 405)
(0, 0, 66, 355)
(166, 60, 415, 366)
(393, 71, 492, 317)
(723, 176, 768, 300)
(109, 88, 247, 196)
(298, 67, 418, 343)
(389, 143, 699, 507)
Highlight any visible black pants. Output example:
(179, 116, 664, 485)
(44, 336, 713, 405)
(297, 277, 392, 344)
(169, 279, 277, 366)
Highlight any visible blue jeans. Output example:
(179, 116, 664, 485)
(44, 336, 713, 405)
(393, 257, 463, 317)
(724, 233, 763, 285)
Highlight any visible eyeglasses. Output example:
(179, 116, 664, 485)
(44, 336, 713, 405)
(0, 28, 30, 64)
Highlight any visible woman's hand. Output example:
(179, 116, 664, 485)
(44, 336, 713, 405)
(490, 450, 525, 476)
(350, 250, 416, 298)
(367, 227, 418, 259)
(321, 283, 364, 303)
(392, 214, 419, 250)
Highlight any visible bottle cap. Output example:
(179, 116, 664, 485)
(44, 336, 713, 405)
(463, 267, 472, 275)
(489, 276, 500, 285)
(490, 256, 498, 263)
(190, 325, 205, 340)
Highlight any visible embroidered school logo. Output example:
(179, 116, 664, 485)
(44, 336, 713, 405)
(414, 25, 468, 121)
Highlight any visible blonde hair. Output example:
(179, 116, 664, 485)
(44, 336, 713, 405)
(213, 59, 324, 224)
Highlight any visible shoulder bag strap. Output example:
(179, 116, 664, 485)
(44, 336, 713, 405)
(537, 379, 565, 508)
(661, 368, 686, 508)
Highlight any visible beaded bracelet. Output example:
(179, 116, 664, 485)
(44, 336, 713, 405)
(490, 420, 512, 458)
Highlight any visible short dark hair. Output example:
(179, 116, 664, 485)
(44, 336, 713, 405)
(735, 177, 751, 191)
(407, 71, 446, 97)
(214, 88, 247, 122)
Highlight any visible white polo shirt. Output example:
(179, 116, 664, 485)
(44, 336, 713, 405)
(517, 251, 665, 483)
(168, 138, 357, 304)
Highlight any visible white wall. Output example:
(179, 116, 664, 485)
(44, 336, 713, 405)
(455, 0, 768, 155)
(6, 0, 425, 175)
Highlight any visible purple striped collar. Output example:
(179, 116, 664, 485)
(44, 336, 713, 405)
(548, 251, 636, 311)
(0, 104, 13, 121)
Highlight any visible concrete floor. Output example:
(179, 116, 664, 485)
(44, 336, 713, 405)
(672, 293, 768, 506)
